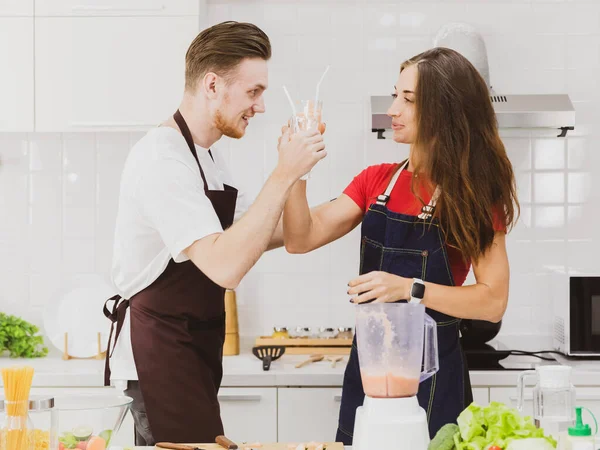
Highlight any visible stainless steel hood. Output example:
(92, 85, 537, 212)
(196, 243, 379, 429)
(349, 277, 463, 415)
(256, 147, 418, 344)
(371, 93, 575, 139)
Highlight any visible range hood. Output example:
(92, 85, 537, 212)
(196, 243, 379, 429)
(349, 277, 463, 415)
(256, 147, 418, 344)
(371, 93, 575, 139)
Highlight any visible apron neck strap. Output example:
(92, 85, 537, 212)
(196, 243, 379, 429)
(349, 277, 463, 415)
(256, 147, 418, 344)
(173, 109, 209, 191)
(376, 159, 409, 206)
(375, 159, 441, 219)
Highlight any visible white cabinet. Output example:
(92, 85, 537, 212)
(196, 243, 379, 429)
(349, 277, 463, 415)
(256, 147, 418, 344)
(35, 16, 199, 131)
(29, 387, 134, 448)
(35, 0, 200, 17)
(472, 387, 490, 406)
(0, 0, 33, 16)
(278, 388, 343, 443)
(219, 388, 277, 444)
(0, 18, 34, 131)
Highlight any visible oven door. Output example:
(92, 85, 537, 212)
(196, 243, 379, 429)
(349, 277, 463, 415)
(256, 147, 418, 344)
(569, 276, 600, 356)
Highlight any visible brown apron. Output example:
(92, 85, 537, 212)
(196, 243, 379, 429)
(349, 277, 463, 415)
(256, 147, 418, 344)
(104, 110, 238, 443)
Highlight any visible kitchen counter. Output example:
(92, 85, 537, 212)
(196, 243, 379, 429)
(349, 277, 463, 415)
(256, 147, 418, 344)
(2, 348, 600, 388)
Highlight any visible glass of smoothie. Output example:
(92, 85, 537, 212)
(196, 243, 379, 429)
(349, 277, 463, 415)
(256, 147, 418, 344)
(290, 99, 324, 180)
(355, 303, 439, 398)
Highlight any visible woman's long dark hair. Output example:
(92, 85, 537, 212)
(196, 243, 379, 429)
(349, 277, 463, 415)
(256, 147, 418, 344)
(403, 47, 519, 262)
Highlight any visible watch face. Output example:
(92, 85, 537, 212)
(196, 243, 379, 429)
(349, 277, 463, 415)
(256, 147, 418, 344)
(411, 282, 425, 299)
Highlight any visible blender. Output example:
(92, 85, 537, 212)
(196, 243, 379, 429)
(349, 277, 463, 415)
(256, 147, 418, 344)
(517, 365, 576, 439)
(352, 303, 439, 450)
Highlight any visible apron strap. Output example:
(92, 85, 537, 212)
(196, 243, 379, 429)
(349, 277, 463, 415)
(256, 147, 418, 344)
(376, 159, 409, 206)
(375, 159, 441, 219)
(173, 109, 209, 191)
(103, 295, 130, 387)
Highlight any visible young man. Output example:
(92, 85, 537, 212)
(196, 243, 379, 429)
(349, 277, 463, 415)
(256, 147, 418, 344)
(104, 21, 326, 445)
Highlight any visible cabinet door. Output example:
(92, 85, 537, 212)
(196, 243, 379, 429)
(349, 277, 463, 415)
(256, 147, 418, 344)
(0, 0, 33, 16)
(28, 387, 134, 447)
(472, 388, 490, 406)
(219, 388, 277, 444)
(278, 388, 343, 443)
(35, 16, 199, 131)
(0, 18, 34, 131)
(490, 386, 600, 421)
(35, 0, 199, 17)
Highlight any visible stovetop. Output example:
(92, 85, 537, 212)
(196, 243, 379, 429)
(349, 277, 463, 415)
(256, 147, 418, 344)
(463, 339, 557, 371)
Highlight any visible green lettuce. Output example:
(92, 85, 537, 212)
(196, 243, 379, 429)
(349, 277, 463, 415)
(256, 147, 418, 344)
(430, 402, 557, 450)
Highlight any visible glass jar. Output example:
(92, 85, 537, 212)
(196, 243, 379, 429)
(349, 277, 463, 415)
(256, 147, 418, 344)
(318, 327, 338, 339)
(337, 327, 354, 340)
(294, 327, 312, 339)
(0, 396, 55, 450)
(271, 327, 289, 339)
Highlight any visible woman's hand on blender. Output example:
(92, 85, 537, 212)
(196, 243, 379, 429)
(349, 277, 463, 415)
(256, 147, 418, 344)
(347, 271, 411, 304)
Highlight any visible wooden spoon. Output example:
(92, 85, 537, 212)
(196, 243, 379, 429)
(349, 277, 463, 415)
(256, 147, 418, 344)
(327, 355, 344, 368)
(295, 354, 324, 368)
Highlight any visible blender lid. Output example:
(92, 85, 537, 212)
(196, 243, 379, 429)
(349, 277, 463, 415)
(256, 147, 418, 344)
(0, 395, 55, 411)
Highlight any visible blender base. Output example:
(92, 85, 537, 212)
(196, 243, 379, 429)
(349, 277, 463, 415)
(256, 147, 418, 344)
(352, 395, 430, 450)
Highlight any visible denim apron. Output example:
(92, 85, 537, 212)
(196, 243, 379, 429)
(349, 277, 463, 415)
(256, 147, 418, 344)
(336, 160, 473, 445)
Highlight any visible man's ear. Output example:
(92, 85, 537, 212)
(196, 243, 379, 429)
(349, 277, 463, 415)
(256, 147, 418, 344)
(203, 72, 219, 99)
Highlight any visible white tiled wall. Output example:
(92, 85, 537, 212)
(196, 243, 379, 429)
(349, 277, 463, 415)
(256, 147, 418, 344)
(1, 0, 599, 347)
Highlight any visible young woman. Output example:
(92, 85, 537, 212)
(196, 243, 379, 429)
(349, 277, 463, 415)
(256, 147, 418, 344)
(281, 47, 520, 444)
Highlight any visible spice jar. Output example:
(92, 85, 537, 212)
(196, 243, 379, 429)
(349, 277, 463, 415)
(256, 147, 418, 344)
(319, 327, 338, 339)
(295, 327, 312, 339)
(337, 327, 354, 339)
(271, 327, 289, 339)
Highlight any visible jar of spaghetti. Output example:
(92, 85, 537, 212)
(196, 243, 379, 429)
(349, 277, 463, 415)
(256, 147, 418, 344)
(0, 396, 56, 450)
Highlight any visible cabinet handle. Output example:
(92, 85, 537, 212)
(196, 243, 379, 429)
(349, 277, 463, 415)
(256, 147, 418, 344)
(71, 5, 166, 12)
(69, 122, 157, 128)
(218, 394, 262, 402)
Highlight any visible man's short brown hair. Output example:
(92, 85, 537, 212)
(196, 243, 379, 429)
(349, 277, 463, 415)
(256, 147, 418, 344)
(185, 21, 271, 91)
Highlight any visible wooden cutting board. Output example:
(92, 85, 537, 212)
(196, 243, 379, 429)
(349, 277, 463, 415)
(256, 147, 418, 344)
(156, 444, 344, 450)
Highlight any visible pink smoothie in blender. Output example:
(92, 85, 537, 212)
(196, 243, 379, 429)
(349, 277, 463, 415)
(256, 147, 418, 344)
(352, 303, 439, 450)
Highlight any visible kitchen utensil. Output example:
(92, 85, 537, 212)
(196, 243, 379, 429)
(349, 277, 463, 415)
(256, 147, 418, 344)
(216, 435, 238, 449)
(327, 356, 343, 368)
(295, 354, 324, 369)
(252, 346, 286, 371)
(517, 365, 576, 439)
(156, 443, 206, 450)
(352, 303, 439, 450)
(223, 289, 239, 356)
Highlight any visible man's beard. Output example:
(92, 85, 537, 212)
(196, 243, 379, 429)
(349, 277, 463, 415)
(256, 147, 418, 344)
(215, 109, 244, 139)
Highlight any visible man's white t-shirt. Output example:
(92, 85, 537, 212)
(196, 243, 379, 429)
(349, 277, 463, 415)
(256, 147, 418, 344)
(109, 126, 248, 382)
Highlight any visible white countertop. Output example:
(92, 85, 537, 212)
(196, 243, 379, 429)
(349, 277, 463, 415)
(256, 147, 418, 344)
(2, 348, 600, 389)
(1, 335, 599, 389)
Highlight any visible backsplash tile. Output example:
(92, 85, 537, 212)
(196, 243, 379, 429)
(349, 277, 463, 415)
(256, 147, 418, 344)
(0, 0, 599, 345)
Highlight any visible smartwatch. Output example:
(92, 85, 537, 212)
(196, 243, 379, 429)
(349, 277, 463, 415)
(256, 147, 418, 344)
(410, 278, 426, 304)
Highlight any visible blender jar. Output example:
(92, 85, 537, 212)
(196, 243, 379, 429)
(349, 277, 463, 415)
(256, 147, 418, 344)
(356, 303, 439, 398)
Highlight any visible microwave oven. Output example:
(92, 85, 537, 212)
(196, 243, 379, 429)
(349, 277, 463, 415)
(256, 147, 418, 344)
(554, 276, 600, 357)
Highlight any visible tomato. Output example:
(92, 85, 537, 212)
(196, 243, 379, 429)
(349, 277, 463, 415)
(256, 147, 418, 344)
(488, 446, 502, 450)
(76, 441, 88, 450)
(59, 443, 65, 450)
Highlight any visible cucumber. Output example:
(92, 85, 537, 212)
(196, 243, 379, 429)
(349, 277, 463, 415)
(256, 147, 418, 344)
(72, 426, 93, 441)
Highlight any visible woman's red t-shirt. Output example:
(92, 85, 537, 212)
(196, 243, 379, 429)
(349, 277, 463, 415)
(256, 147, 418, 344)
(343, 163, 506, 286)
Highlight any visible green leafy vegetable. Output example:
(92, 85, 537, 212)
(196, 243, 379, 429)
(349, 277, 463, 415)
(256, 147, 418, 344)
(0, 312, 48, 358)
(428, 423, 460, 450)
(451, 402, 557, 450)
